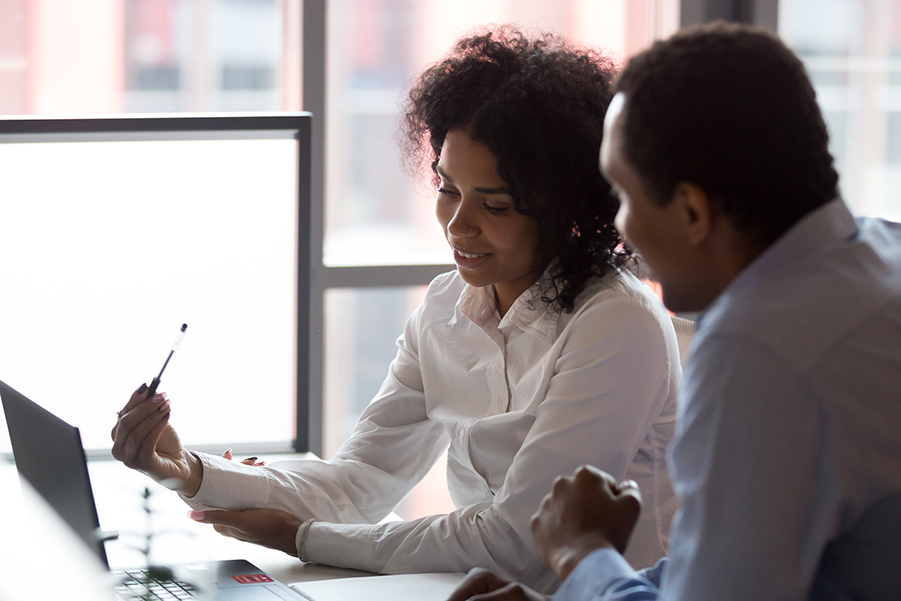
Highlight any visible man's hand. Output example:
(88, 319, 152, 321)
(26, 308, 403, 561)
(531, 465, 642, 581)
(188, 508, 303, 557)
(446, 568, 548, 601)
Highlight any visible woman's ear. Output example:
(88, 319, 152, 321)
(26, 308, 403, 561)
(671, 182, 713, 246)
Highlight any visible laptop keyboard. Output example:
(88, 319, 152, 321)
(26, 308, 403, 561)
(113, 567, 199, 600)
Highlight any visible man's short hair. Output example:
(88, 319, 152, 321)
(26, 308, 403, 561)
(614, 21, 840, 245)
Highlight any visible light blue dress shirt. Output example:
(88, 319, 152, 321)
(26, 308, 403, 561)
(556, 199, 901, 601)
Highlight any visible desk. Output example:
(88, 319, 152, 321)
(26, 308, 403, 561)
(2, 454, 465, 599)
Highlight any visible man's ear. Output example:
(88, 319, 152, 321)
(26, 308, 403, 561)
(671, 182, 713, 246)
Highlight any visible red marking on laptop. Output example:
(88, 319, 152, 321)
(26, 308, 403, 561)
(232, 574, 274, 584)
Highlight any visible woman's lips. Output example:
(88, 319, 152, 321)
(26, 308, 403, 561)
(453, 249, 491, 269)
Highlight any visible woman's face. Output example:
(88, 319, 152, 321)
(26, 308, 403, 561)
(435, 128, 540, 315)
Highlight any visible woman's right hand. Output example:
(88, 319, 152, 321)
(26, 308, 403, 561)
(111, 383, 203, 496)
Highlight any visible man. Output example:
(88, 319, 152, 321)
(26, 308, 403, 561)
(449, 21, 901, 601)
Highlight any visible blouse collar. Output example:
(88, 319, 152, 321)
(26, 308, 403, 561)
(451, 269, 560, 345)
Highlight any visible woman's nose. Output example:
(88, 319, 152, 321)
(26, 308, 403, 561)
(447, 198, 479, 237)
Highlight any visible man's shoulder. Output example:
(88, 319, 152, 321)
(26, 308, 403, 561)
(699, 226, 901, 373)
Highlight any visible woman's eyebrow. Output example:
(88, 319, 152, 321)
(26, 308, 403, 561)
(435, 165, 510, 195)
(435, 165, 454, 183)
(474, 185, 511, 195)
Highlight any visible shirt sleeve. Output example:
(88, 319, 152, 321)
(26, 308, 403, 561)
(554, 550, 666, 601)
(659, 332, 839, 601)
(306, 296, 677, 594)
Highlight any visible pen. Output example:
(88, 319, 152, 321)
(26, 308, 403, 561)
(147, 323, 188, 398)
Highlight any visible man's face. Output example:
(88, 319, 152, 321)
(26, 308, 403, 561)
(600, 94, 703, 313)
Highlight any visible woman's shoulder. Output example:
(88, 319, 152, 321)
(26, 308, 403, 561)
(560, 269, 681, 363)
(567, 268, 671, 328)
(425, 269, 465, 298)
(415, 269, 467, 318)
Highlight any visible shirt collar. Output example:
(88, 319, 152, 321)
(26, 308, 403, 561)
(450, 269, 560, 344)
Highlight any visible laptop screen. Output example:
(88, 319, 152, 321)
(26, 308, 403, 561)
(0, 380, 110, 566)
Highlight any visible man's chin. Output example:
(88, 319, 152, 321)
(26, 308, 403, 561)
(661, 287, 713, 315)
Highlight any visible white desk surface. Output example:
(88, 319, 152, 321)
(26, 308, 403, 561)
(2, 453, 466, 599)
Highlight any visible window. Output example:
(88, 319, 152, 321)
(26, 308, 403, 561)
(779, 0, 901, 221)
(0, 115, 311, 456)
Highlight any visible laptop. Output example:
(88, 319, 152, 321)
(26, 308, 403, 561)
(0, 379, 308, 601)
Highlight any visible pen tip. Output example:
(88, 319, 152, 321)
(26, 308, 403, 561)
(181, 323, 188, 331)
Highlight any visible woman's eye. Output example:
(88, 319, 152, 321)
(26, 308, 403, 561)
(484, 204, 509, 214)
(437, 187, 458, 196)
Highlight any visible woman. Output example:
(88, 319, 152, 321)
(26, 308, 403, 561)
(112, 27, 681, 594)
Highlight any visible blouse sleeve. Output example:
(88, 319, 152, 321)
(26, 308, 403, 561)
(303, 296, 677, 595)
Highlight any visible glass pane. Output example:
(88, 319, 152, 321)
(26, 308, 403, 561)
(323, 0, 681, 266)
(0, 0, 295, 116)
(0, 137, 297, 452)
(323, 285, 426, 455)
(779, 0, 901, 220)
(0, 0, 27, 114)
(0, 0, 302, 453)
(324, 285, 458, 519)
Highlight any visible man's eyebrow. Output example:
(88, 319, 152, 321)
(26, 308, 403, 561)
(435, 165, 510, 195)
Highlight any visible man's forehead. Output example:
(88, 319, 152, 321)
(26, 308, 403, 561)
(600, 92, 627, 175)
(605, 92, 627, 130)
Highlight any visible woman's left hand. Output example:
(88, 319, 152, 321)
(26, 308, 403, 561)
(221, 448, 267, 466)
(188, 508, 303, 557)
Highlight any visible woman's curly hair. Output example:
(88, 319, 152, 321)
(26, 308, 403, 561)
(400, 25, 629, 313)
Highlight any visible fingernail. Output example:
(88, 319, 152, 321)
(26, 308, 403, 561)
(242, 457, 258, 463)
(138, 383, 147, 393)
(188, 510, 205, 521)
(157, 400, 171, 412)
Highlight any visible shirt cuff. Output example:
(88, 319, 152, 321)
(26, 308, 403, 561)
(301, 521, 382, 573)
(554, 548, 639, 601)
(181, 452, 272, 510)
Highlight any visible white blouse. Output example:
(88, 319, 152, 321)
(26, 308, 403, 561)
(186, 268, 682, 594)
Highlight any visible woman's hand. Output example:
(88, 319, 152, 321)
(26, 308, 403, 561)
(188, 509, 303, 557)
(530, 465, 642, 581)
(222, 448, 267, 466)
(446, 568, 549, 601)
(111, 384, 202, 496)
